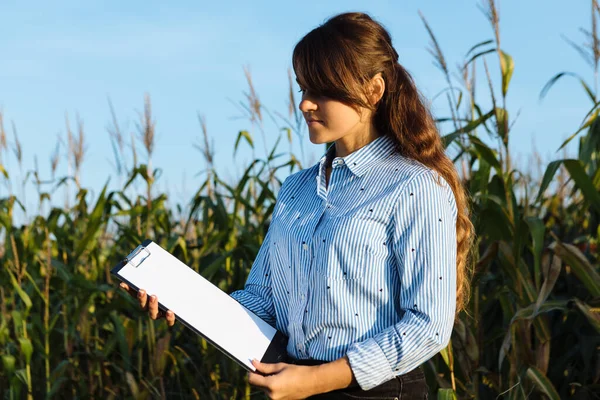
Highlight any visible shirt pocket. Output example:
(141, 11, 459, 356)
(324, 243, 371, 280)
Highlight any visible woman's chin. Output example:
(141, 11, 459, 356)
(308, 131, 333, 145)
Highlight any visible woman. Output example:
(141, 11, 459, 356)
(121, 12, 474, 400)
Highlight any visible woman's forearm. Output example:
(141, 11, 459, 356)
(312, 356, 356, 395)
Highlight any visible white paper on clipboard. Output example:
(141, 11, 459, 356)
(111, 240, 288, 372)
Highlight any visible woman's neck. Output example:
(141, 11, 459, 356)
(334, 123, 380, 158)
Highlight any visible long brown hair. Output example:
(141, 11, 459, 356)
(292, 12, 475, 316)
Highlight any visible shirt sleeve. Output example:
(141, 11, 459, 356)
(229, 227, 277, 327)
(228, 174, 294, 327)
(345, 169, 458, 390)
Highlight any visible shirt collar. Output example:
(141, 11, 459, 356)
(318, 134, 398, 177)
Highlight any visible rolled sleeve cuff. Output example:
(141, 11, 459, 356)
(345, 338, 394, 391)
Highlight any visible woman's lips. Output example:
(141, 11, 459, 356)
(307, 120, 323, 126)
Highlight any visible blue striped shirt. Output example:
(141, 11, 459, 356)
(230, 134, 458, 390)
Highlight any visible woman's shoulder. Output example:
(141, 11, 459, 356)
(388, 154, 457, 215)
(385, 154, 456, 212)
(385, 153, 450, 189)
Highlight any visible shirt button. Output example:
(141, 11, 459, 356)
(302, 243, 308, 250)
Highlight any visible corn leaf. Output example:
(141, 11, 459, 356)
(550, 240, 600, 296)
(526, 366, 560, 400)
(437, 388, 458, 400)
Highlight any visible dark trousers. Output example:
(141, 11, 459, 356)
(290, 358, 428, 399)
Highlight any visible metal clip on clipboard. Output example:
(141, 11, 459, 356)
(124, 244, 151, 268)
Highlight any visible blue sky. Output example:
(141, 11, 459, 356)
(0, 0, 594, 215)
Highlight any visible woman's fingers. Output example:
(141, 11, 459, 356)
(166, 310, 176, 326)
(148, 295, 160, 319)
(119, 284, 173, 326)
(119, 283, 149, 312)
(137, 289, 149, 310)
(119, 282, 138, 299)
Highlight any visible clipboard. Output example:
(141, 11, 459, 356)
(111, 239, 289, 372)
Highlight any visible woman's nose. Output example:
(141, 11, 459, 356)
(299, 98, 317, 113)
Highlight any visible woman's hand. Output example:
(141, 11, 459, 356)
(249, 356, 356, 399)
(248, 360, 321, 400)
(119, 283, 176, 327)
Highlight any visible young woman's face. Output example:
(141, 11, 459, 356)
(298, 90, 369, 145)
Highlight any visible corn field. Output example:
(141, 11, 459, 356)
(1, 2, 599, 399)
